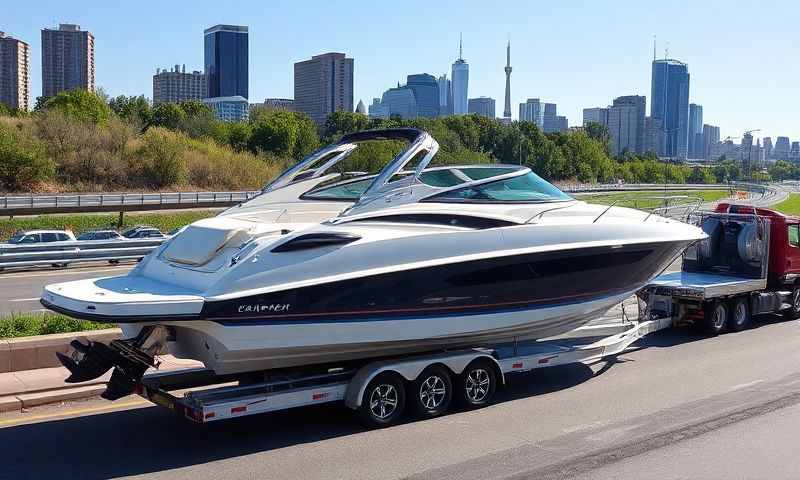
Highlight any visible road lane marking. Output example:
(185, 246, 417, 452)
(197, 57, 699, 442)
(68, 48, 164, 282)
(728, 380, 764, 391)
(0, 399, 149, 428)
(9, 297, 40, 302)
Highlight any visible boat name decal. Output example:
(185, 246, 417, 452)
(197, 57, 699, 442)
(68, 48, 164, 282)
(238, 303, 292, 314)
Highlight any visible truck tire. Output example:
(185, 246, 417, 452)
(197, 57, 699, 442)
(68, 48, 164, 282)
(410, 365, 453, 419)
(358, 373, 406, 428)
(456, 359, 498, 409)
(728, 297, 750, 332)
(703, 301, 728, 335)
(784, 286, 800, 320)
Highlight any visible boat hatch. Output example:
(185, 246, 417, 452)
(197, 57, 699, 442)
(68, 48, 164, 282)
(162, 218, 255, 266)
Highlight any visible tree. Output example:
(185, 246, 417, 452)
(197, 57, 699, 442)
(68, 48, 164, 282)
(0, 125, 55, 190)
(323, 111, 369, 140)
(583, 121, 611, 152)
(248, 109, 319, 160)
(44, 89, 112, 125)
(109, 95, 152, 129)
(151, 103, 187, 131)
(135, 127, 186, 187)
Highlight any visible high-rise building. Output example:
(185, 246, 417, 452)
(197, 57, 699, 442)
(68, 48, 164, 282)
(791, 142, 800, 162)
(774, 137, 791, 160)
(741, 132, 755, 172)
(202, 95, 249, 122)
(607, 104, 640, 157)
(542, 103, 558, 133)
(406, 73, 439, 118)
(763, 137, 773, 159)
(355, 99, 366, 115)
(0, 32, 30, 111)
(294, 52, 354, 126)
(688, 104, 703, 159)
(612, 96, 646, 153)
(437, 74, 451, 116)
(503, 41, 512, 124)
(374, 86, 417, 119)
(468, 97, 495, 118)
(204, 25, 248, 99)
(651, 58, 690, 159)
(262, 98, 294, 110)
(702, 124, 720, 160)
(451, 36, 469, 114)
(644, 116, 665, 155)
(555, 116, 568, 132)
(41, 24, 94, 98)
(520, 98, 544, 128)
(583, 107, 609, 127)
(152, 65, 206, 104)
(368, 97, 389, 119)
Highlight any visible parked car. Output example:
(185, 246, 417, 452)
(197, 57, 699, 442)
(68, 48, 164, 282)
(77, 229, 124, 241)
(121, 225, 165, 239)
(6, 230, 76, 244)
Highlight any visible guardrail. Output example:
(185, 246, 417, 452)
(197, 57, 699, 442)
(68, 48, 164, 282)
(0, 238, 165, 270)
(0, 191, 261, 216)
(559, 183, 734, 193)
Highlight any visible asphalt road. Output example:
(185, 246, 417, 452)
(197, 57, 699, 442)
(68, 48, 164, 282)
(2, 314, 800, 480)
(0, 263, 133, 314)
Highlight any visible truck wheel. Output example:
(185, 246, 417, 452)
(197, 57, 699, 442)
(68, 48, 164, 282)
(728, 297, 750, 332)
(410, 365, 453, 418)
(703, 301, 728, 335)
(358, 373, 406, 428)
(456, 359, 497, 409)
(784, 287, 800, 320)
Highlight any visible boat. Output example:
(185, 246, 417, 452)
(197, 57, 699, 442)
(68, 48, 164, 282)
(41, 128, 705, 398)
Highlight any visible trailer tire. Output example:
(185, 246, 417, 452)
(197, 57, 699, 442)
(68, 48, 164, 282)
(410, 365, 453, 419)
(728, 297, 750, 332)
(358, 373, 406, 428)
(703, 301, 728, 335)
(456, 359, 497, 409)
(784, 287, 800, 320)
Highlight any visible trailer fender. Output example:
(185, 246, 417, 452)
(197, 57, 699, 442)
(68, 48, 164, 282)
(344, 350, 502, 409)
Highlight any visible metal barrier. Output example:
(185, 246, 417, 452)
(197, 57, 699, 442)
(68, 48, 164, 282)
(0, 238, 165, 270)
(0, 191, 261, 216)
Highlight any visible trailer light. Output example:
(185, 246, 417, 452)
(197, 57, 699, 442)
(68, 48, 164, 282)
(512, 362, 523, 369)
(538, 356, 557, 364)
(204, 412, 215, 419)
(312, 392, 329, 401)
(231, 406, 247, 414)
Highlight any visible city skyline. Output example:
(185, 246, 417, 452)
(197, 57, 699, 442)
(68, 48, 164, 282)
(3, 0, 799, 141)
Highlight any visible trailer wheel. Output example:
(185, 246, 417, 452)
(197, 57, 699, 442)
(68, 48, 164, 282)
(728, 297, 750, 332)
(784, 286, 800, 320)
(456, 359, 497, 409)
(358, 373, 406, 428)
(703, 301, 728, 335)
(410, 365, 453, 419)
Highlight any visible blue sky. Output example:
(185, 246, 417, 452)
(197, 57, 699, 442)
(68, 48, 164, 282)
(5, 0, 799, 141)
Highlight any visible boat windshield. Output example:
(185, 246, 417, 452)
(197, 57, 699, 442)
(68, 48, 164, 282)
(422, 171, 572, 203)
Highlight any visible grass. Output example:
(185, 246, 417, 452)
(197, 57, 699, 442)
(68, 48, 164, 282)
(576, 189, 730, 210)
(0, 210, 217, 240)
(772, 194, 800, 216)
(0, 312, 111, 339)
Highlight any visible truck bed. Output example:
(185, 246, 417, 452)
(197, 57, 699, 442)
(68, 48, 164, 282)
(647, 271, 767, 300)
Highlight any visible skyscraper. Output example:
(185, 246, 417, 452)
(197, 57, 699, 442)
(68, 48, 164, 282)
(0, 32, 30, 111)
(451, 35, 469, 115)
(406, 74, 439, 118)
(294, 52, 354, 126)
(468, 97, 495, 118)
(355, 99, 366, 115)
(607, 104, 639, 157)
(153, 65, 206, 104)
(437, 74, 451, 115)
(763, 137, 773, 159)
(583, 107, 609, 127)
(612, 95, 646, 153)
(644, 116, 665, 155)
(41, 24, 94, 98)
(519, 98, 544, 128)
(774, 137, 791, 160)
(503, 41, 512, 124)
(688, 103, 703, 159)
(650, 58, 690, 159)
(702, 124, 720, 160)
(542, 103, 558, 133)
(555, 116, 568, 132)
(204, 25, 248, 99)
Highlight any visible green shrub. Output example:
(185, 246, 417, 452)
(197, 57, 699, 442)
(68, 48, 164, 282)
(0, 312, 110, 339)
(0, 124, 56, 190)
(44, 89, 111, 125)
(136, 127, 187, 187)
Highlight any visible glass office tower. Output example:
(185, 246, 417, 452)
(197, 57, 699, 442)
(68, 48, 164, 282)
(204, 25, 248, 99)
(650, 59, 690, 159)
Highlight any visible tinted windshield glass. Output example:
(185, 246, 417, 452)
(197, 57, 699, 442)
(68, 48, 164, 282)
(8, 233, 26, 244)
(424, 171, 572, 203)
(302, 178, 374, 201)
(77, 232, 94, 240)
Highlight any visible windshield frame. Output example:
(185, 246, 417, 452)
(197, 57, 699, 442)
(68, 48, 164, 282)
(419, 168, 574, 205)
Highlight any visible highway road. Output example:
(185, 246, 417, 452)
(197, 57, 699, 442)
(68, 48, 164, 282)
(0, 263, 134, 315)
(2, 314, 800, 479)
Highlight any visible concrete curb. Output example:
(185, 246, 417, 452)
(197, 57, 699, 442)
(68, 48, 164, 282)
(0, 328, 122, 373)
